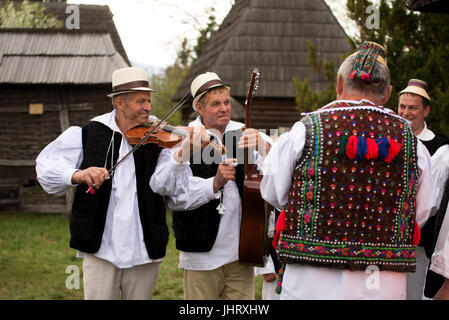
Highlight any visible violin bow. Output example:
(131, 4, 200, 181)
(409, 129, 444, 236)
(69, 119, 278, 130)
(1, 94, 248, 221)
(87, 91, 191, 194)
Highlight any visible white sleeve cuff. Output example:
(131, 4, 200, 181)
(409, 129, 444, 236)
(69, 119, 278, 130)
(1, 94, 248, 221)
(66, 169, 80, 186)
(205, 177, 222, 200)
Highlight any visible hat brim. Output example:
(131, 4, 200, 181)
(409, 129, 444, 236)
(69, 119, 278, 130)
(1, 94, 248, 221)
(107, 87, 156, 98)
(400, 86, 431, 102)
(192, 84, 231, 111)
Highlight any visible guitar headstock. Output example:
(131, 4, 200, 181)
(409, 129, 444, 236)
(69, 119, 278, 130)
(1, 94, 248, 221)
(246, 67, 260, 105)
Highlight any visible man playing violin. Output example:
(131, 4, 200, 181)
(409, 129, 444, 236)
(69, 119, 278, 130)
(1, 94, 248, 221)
(36, 66, 189, 300)
(150, 71, 273, 300)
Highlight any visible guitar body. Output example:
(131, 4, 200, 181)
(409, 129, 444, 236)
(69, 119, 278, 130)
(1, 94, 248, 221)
(239, 164, 269, 266)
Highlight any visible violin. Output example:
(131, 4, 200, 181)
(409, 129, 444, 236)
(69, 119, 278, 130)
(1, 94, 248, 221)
(125, 120, 226, 154)
(87, 92, 194, 195)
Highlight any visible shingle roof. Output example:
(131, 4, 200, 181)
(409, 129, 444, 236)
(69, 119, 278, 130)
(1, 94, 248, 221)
(0, 1, 130, 65)
(174, 0, 351, 100)
(0, 29, 128, 84)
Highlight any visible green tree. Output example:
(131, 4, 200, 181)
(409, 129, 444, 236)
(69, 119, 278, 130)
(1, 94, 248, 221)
(346, 0, 449, 133)
(192, 7, 219, 61)
(0, 0, 63, 28)
(149, 7, 220, 125)
(295, 0, 449, 134)
(150, 64, 189, 126)
(294, 40, 340, 113)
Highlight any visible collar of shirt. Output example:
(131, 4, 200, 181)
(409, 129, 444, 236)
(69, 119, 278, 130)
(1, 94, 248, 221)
(417, 122, 435, 141)
(91, 110, 121, 132)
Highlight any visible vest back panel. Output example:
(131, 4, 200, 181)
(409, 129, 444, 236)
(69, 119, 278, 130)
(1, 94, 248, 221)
(278, 105, 420, 272)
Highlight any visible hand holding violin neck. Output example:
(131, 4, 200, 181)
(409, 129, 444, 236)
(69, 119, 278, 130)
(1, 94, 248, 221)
(174, 126, 226, 163)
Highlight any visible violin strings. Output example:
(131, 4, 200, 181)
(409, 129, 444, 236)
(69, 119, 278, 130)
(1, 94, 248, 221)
(107, 91, 191, 176)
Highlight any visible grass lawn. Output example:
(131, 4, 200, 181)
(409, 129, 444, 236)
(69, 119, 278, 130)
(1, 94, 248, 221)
(0, 212, 263, 300)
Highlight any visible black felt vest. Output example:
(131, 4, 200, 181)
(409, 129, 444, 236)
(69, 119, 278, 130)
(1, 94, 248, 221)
(421, 133, 449, 156)
(70, 121, 168, 259)
(172, 129, 245, 252)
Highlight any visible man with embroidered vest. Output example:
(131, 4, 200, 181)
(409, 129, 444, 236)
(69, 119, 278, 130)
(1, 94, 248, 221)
(398, 79, 449, 299)
(261, 42, 432, 299)
(36, 67, 187, 300)
(150, 72, 272, 300)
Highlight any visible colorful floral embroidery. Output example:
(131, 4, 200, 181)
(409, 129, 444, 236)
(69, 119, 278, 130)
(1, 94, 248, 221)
(279, 102, 419, 272)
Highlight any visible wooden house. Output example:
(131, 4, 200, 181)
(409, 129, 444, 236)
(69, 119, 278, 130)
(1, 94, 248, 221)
(0, 4, 129, 213)
(174, 0, 351, 129)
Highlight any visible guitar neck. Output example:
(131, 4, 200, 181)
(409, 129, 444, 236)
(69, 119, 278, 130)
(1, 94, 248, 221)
(245, 98, 252, 129)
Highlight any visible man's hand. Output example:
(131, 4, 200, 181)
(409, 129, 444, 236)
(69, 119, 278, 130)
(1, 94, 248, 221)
(71, 167, 109, 190)
(174, 125, 210, 163)
(213, 158, 237, 192)
(238, 128, 271, 156)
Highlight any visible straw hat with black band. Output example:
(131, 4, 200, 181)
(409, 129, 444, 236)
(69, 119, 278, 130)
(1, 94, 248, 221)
(190, 72, 231, 111)
(107, 67, 155, 98)
(400, 79, 431, 103)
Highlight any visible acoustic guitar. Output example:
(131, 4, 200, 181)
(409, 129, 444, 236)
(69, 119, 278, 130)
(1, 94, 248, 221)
(238, 68, 270, 266)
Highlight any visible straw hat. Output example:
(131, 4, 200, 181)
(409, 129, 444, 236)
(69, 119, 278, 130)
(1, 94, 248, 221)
(107, 67, 155, 98)
(400, 79, 431, 102)
(190, 72, 230, 111)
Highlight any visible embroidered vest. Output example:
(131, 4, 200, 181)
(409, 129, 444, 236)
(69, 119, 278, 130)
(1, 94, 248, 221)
(278, 101, 420, 272)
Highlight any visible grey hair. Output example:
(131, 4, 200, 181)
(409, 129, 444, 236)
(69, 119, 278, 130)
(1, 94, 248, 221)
(338, 54, 390, 101)
(111, 93, 132, 109)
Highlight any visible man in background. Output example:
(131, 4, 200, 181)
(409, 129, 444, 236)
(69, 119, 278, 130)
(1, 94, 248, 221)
(399, 79, 449, 299)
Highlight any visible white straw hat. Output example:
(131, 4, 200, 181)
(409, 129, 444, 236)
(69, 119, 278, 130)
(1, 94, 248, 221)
(190, 72, 230, 111)
(400, 79, 431, 102)
(107, 67, 155, 98)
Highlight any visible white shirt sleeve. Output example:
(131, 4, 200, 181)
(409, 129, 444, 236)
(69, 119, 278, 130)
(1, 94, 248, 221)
(149, 148, 191, 197)
(35, 126, 83, 196)
(430, 144, 449, 210)
(260, 121, 306, 210)
(429, 145, 449, 279)
(164, 175, 221, 211)
(430, 204, 449, 279)
(415, 140, 433, 228)
(149, 147, 220, 211)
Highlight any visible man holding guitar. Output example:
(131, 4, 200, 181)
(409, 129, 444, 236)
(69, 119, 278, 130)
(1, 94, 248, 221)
(151, 71, 272, 300)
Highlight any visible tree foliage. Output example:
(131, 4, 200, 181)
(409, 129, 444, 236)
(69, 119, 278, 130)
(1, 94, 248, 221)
(296, 0, 449, 134)
(192, 8, 219, 62)
(149, 7, 219, 125)
(347, 0, 449, 133)
(294, 40, 339, 113)
(149, 51, 190, 125)
(0, 0, 63, 28)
